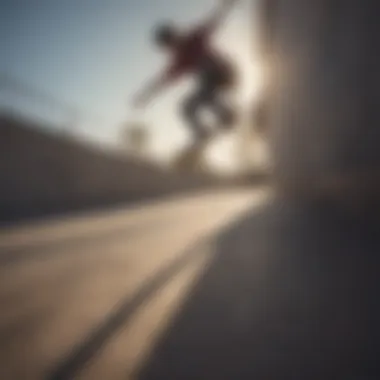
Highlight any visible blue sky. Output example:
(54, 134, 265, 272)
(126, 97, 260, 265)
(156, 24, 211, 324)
(1, 0, 256, 162)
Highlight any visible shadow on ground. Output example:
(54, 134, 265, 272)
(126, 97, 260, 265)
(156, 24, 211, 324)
(47, 236, 213, 380)
(135, 199, 380, 380)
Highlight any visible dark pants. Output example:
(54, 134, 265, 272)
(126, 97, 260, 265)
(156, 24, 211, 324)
(181, 61, 236, 141)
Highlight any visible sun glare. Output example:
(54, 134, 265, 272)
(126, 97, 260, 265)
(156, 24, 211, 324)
(206, 134, 240, 174)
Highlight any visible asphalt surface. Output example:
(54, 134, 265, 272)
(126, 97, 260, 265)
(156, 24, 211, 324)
(1, 188, 380, 380)
(0, 190, 268, 380)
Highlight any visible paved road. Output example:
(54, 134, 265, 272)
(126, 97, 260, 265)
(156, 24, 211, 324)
(1, 188, 380, 380)
(0, 190, 268, 380)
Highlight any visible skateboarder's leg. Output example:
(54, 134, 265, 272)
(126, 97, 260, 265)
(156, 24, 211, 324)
(199, 65, 237, 130)
(181, 91, 210, 142)
(209, 92, 236, 129)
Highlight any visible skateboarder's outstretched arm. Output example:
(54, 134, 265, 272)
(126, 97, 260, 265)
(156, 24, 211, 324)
(131, 50, 205, 108)
(200, 0, 239, 34)
(133, 62, 183, 108)
(133, 76, 167, 108)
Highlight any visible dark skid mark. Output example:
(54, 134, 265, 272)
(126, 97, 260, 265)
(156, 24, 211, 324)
(46, 236, 214, 380)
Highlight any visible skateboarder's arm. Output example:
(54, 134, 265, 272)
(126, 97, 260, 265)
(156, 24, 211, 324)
(133, 65, 183, 108)
(133, 76, 168, 108)
(200, 0, 239, 35)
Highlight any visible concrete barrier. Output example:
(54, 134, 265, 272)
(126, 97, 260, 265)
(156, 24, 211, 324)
(0, 114, 217, 224)
(256, 0, 380, 202)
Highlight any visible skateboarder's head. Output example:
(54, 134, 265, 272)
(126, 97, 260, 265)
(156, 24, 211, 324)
(153, 22, 180, 50)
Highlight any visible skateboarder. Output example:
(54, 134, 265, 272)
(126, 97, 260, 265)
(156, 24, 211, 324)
(133, 0, 239, 145)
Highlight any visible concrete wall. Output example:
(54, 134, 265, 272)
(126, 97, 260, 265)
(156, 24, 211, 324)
(0, 114, 216, 224)
(256, 0, 380, 200)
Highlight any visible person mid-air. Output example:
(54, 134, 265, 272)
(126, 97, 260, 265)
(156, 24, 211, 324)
(133, 0, 239, 146)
